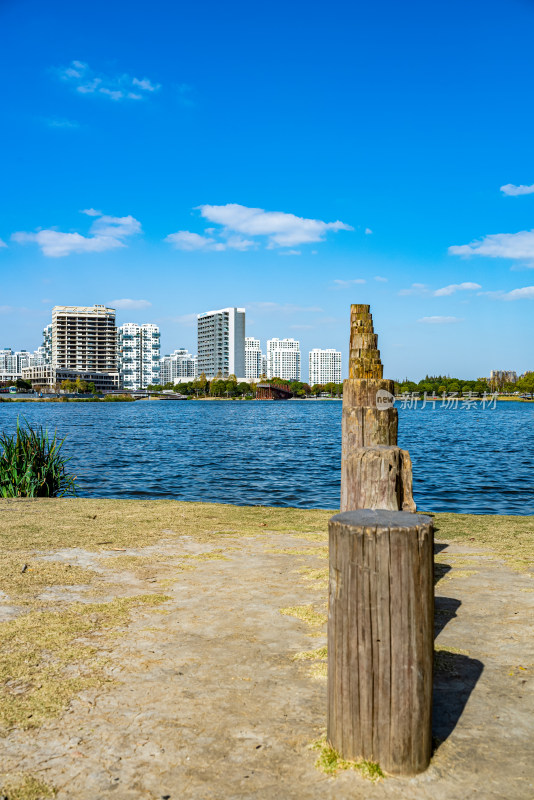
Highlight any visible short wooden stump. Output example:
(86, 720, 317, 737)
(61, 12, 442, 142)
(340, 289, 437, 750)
(327, 509, 434, 775)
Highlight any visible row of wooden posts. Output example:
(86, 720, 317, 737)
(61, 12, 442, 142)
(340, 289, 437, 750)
(327, 305, 434, 775)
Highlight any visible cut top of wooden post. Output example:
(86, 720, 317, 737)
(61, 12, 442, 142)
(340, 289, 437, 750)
(329, 508, 432, 530)
(349, 304, 384, 380)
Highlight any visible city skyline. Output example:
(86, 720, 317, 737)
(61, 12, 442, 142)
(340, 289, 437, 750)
(1, 299, 527, 386)
(2, 303, 348, 386)
(1, 0, 534, 379)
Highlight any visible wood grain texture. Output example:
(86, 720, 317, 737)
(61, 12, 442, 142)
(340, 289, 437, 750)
(340, 304, 416, 513)
(327, 509, 434, 775)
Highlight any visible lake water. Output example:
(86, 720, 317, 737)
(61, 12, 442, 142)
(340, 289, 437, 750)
(1, 400, 533, 514)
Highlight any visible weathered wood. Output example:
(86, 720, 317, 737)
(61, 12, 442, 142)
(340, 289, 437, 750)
(328, 509, 434, 775)
(341, 304, 415, 512)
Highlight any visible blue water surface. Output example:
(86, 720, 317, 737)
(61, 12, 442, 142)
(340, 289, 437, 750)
(1, 400, 532, 514)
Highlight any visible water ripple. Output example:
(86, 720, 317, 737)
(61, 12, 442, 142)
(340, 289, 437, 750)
(1, 400, 532, 514)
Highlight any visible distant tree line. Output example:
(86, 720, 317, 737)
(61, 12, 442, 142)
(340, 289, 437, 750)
(146, 373, 344, 398)
(394, 373, 534, 396)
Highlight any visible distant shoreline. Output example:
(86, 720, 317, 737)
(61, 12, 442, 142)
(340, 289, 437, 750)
(1, 396, 532, 404)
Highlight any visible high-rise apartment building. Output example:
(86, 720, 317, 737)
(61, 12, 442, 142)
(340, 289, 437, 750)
(490, 369, 517, 386)
(42, 324, 52, 364)
(51, 305, 117, 372)
(0, 347, 49, 382)
(244, 337, 264, 381)
(267, 338, 301, 381)
(117, 323, 161, 390)
(309, 348, 342, 385)
(197, 307, 245, 378)
(160, 348, 197, 384)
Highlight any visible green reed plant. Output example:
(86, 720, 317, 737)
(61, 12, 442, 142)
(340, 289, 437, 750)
(0, 418, 77, 498)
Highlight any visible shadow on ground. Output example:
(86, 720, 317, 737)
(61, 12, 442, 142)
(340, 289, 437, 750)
(433, 553, 484, 750)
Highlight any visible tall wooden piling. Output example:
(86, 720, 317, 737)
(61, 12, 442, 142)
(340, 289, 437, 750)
(327, 509, 434, 775)
(341, 304, 415, 512)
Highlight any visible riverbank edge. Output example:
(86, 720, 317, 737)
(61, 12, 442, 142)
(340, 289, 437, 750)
(1, 396, 532, 403)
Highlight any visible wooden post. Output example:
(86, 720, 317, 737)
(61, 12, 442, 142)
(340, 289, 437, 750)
(341, 304, 415, 512)
(328, 509, 434, 775)
(341, 446, 416, 513)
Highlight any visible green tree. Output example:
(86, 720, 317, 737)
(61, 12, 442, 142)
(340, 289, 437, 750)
(198, 373, 208, 395)
(517, 372, 534, 393)
(75, 378, 89, 393)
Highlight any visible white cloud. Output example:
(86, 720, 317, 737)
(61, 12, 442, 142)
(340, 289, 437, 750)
(500, 183, 534, 196)
(279, 249, 301, 256)
(12, 210, 141, 257)
(0, 238, 7, 248)
(449, 230, 534, 265)
(365, 228, 373, 235)
(80, 208, 102, 217)
(418, 316, 463, 324)
(197, 203, 353, 248)
(132, 77, 159, 92)
(164, 229, 255, 252)
(332, 278, 366, 289)
(374, 276, 388, 282)
(11, 230, 125, 257)
(399, 283, 429, 296)
(479, 286, 534, 301)
(46, 118, 79, 129)
(90, 214, 141, 238)
(501, 286, 534, 300)
(433, 281, 481, 297)
(108, 298, 152, 310)
(164, 231, 222, 251)
(57, 61, 161, 101)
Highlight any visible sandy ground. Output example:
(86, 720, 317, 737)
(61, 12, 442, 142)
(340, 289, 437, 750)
(1, 528, 534, 800)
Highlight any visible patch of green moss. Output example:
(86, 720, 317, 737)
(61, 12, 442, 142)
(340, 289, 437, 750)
(311, 735, 384, 780)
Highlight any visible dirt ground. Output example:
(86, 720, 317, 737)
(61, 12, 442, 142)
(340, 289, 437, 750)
(0, 500, 533, 800)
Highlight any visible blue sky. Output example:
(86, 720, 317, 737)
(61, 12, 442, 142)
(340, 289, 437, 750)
(1, 0, 534, 381)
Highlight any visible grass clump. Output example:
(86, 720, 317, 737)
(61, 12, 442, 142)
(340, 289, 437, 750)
(292, 646, 328, 661)
(311, 735, 384, 780)
(0, 594, 169, 730)
(433, 513, 534, 573)
(0, 419, 76, 498)
(267, 546, 328, 558)
(0, 499, 334, 554)
(293, 646, 328, 679)
(1, 773, 56, 800)
(280, 605, 327, 626)
(298, 566, 329, 587)
(0, 554, 96, 604)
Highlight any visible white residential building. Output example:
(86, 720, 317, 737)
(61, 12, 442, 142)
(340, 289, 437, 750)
(309, 348, 342, 385)
(117, 323, 161, 390)
(490, 369, 517, 385)
(244, 337, 263, 381)
(30, 346, 48, 367)
(160, 349, 197, 384)
(267, 338, 301, 381)
(1, 344, 53, 383)
(197, 307, 245, 378)
(42, 324, 52, 364)
(51, 305, 117, 372)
